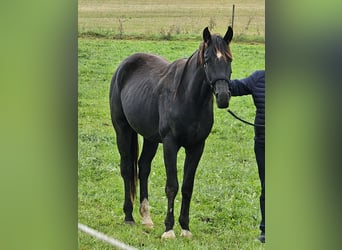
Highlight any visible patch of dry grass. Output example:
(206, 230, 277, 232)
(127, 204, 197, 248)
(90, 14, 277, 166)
(78, 0, 264, 40)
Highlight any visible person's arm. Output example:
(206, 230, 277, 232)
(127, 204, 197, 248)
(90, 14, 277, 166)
(229, 79, 252, 96)
(229, 71, 260, 96)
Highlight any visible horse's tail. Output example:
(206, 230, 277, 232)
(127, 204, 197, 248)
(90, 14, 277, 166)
(130, 132, 139, 203)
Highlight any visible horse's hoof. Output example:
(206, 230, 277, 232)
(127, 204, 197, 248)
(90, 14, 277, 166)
(180, 229, 193, 238)
(140, 199, 154, 228)
(124, 220, 135, 225)
(161, 230, 176, 239)
(142, 219, 154, 228)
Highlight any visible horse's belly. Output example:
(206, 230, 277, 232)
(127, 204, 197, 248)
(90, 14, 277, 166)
(128, 115, 161, 142)
(122, 97, 161, 141)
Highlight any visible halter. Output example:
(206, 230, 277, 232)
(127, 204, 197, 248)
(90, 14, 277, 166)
(176, 50, 231, 96)
(208, 78, 230, 89)
(203, 65, 228, 89)
(202, 58, 231, 90)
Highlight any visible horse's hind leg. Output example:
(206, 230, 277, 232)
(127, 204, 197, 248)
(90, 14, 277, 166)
(138, 139, 158, 228)
(115, 123, 138, 224)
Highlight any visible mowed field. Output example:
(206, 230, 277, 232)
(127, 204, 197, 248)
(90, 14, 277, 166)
(79, 0, 265, 41)
(79, 1, 265, 249)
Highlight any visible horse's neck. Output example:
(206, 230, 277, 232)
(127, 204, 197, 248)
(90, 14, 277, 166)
(178, 53, 212, 105)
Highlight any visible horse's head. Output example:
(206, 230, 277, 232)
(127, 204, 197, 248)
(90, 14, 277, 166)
(200, 26, 233, 109)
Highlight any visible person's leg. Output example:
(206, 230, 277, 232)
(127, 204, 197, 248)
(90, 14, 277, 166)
(254, 140, 265, 242)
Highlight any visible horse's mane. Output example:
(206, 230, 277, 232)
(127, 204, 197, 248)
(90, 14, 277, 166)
(172, 52, 197, 99)
(173, 35, 233, 99)
(199, 34, 233, 65)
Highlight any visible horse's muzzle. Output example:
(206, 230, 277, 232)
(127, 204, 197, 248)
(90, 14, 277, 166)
(214, 80, 231, 109)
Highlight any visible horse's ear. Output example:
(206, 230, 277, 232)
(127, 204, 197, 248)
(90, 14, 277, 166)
(203, 27, 211, 43)
(223, 26, 233, 43)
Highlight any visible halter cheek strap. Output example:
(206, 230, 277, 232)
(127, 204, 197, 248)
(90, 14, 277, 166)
(202, 61, 231, 94)
(203, 64, 230, 89)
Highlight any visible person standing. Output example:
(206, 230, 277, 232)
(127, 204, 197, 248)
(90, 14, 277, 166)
(229, 70, 265, 243)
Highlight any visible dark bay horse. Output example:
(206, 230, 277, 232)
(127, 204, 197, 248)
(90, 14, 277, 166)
(110, 26, 233, 239)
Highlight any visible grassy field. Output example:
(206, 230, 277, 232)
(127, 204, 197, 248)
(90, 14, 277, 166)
(78, 0, 265, 42)
(78, 0, 265, 249)
(78, 37, 265, 249)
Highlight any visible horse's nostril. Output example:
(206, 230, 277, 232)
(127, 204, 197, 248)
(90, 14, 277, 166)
(216, 92, 229, 109)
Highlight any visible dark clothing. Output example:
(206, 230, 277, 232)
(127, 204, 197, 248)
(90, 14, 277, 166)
(254, 141, 265, 233)
(229, 70, 265, 235)
(229, 70, 265, 144)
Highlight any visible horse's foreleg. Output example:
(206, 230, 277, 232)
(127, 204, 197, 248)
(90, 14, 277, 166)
(179, 141, 205, 238)
(138, 139, 158, 228)
(161, 137, 180, 239)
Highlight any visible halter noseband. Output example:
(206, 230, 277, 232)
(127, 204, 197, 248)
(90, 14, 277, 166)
(208, 78, 230, 89)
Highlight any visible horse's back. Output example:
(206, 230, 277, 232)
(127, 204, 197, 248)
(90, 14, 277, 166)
(110, 53, 170, 141)
(114, 53, 168, 85)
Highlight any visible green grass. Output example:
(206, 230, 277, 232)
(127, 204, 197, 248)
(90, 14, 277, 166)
(78, 0, 265, 42)
(78, 37, 264, 249)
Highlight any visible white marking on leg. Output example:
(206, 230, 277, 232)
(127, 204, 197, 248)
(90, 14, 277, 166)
(139, 198, 154, 228)
(161, 230, 176, 239)
(180, 229, 193, 238)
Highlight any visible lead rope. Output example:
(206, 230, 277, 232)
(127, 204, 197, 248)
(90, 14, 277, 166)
(227, 109, 265, 128)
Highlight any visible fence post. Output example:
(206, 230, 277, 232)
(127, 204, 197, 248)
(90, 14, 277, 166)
(231, 4, 235, 28)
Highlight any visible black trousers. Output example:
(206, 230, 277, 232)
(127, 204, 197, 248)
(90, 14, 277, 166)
(254, 140, 265, 233)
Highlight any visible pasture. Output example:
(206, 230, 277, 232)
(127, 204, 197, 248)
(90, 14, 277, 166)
(78, 0, 265, 42)
(79, 0, 265, 249)
(78, 38, 264, 249)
